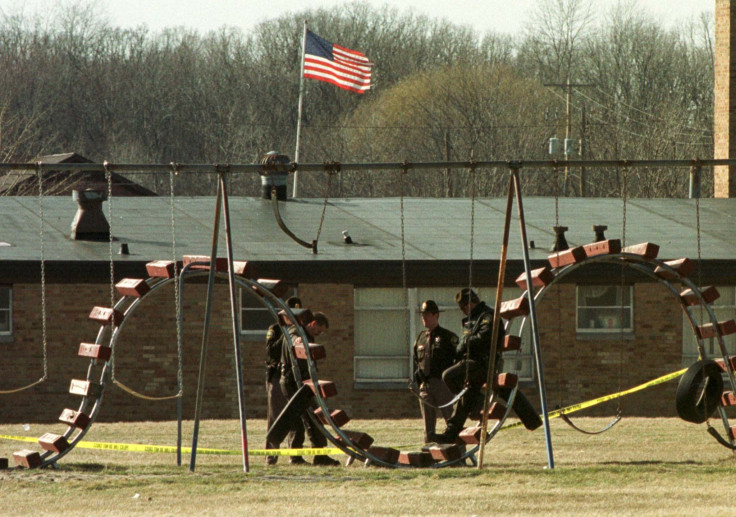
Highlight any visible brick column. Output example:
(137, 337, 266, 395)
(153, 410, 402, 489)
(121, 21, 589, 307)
(715, 0, 736, 198)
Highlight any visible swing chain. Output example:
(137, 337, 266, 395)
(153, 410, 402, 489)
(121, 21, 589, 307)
(468, 161, 477, 295)
(464, 161, 478, 385)
(617, 163, 629, 412)
(398, 164, 410, 367)
(553, 162, 560, 227)
(314, 162, 338, 246)
(170, 163, 184, 397)
(621, 163, 628, 247)
(37, 161, 48, 381)
(104, 161, 118, 383)
(400, 162, 408, 288)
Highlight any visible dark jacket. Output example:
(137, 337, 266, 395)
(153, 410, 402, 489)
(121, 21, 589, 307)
(280, 324, 314, 383)
(457, 301, 502, 364)
(413, 325, 458, 383)
(265, 323, 284, 381)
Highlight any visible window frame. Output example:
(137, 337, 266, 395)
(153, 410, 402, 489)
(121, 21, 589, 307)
(353, 288, 413, 389)
(0, 285, 12, 342)
(238, 285, 297, 339)
(575, 284, 634, 336)
(353, 286, 534, 388)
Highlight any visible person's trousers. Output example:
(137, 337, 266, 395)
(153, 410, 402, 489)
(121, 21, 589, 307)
(419, 376, 454, 441)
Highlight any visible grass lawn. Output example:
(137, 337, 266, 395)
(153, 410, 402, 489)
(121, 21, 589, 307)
(1, 417, 735, 515)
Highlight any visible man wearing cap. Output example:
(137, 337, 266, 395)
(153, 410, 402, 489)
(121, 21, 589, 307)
(431, 288, 498, 443)
(264, 296, 302, 466)
(432, 288, 542, 443)
(280, 310, 341, 466)
(412, 300, 458, 443)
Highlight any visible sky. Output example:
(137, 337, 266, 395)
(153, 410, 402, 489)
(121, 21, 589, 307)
(0, 0, 715, 37)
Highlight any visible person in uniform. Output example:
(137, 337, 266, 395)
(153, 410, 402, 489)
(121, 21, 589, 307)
(412, 299, 458, 443)
(431, 288, 499, 443)
(280, 311, 341, 466)
(432, 288, 541, 443)
(264, 296, 302, 465)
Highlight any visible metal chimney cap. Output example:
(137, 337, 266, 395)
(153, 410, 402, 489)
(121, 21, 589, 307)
(72, 189, 107, 202)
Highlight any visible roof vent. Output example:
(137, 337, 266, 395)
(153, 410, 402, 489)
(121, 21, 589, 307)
(71, 189, 110, 241)
(549, 225, 570, 252)
(593, 224, 607, 242)
(259, 151, 289, 200)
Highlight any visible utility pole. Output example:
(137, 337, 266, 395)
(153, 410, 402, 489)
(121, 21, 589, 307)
(544, 78, 595, 195)
(580, 104, 586, 196)
(444, 130, 452, 197)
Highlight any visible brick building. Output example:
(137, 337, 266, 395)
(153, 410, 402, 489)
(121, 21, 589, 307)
(0, 193, 734, 424)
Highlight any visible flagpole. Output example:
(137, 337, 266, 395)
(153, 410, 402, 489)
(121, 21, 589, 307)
(293, 21, 308, 198)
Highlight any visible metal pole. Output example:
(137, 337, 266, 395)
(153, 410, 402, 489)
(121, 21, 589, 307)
(0, 158, 731, 174)
(176, 263, 189, 467)
(293, 21, 308, 198)
(189, 179, 223, 472)
(219, 174, 250, 473)
(564, 77, 572, 196)
(512, 169, 554, 469)
(478, 171, 514, 468)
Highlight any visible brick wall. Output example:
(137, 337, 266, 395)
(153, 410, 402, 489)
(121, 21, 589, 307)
(714, 0, 736, 198)
(529, 283, 684, 417)
(0, 280, 692, 424)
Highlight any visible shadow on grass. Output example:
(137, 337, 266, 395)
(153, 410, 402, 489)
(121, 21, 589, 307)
(65, 463, 134, 473)
(599, 460, 701, 466)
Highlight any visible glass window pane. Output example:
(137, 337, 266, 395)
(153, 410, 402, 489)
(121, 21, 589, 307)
(0, 310, 9, 332)
(354, 288, 409, 382)
(355, 357, 409, 380)
(354, 288, 404, 307)
(240, 286, 296, 335)
(576, 285, 632, 332)
(0, 286, 9, 307)
(241, 309, 276, 331)
(354, 310, 407, 355)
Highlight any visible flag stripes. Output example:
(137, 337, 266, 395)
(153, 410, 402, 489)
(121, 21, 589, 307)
(303, 30, 372, 94)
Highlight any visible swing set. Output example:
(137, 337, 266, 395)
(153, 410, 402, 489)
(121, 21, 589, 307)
(2, 157, 736, 471)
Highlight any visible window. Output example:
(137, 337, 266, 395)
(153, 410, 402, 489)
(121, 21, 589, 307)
(0, 286, 11, 337)
(353, 286, 533, 387)
(239, 286, 296, 338)
(682, 286, 736, 366)
(576, 285, 633, 333)
(354, 288, 410, 387)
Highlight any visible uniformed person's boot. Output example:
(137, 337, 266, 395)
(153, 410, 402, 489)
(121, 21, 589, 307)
(313, 455, 340, 466)
(443, 424, 461, 443)
(430, 424, 461, 444)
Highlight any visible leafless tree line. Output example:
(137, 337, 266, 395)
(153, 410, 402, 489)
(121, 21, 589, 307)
(0, 0, 714, 198)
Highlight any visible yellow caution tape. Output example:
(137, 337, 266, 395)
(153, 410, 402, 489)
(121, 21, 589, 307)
(0, 434, 343, 456)
(0, 368, 688, 455)
(501, 367, 688, 430)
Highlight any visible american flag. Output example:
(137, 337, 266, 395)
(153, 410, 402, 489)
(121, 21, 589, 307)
(303, 30, 372, 94)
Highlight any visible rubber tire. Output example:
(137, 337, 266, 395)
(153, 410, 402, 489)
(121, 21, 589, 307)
(675, 359, 724, 424)
(498, 387, 543, 431)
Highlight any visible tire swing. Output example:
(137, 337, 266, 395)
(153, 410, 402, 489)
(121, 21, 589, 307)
(677, 166, 736, 449)
(512, 231, 734, 444)
(675, 359, 723, 424)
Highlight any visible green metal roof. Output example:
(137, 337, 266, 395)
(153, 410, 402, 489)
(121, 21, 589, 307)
(1, 195, 734, 283)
